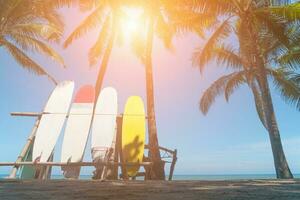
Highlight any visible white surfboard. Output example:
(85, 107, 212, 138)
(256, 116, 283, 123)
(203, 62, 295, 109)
(32, 81, 74, 162)
(61, 85, 95, 178)
(91, 87, 118, 163)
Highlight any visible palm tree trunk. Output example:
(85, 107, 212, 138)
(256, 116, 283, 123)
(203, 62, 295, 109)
(246, 21, 293, 179)
(145, 16, 165, 180)
(91, 16, 115, 179)
(251, 83, 268, 130)
(94, 18, 116, 101)
(256, 62, 293, 179)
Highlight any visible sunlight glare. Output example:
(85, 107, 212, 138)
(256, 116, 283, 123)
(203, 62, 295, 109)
(121, 7, 144, 40)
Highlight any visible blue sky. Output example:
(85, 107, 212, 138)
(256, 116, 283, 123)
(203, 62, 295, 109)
(0, 7, 300, 176)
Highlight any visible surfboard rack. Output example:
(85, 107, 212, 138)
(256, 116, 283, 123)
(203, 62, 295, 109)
(144, 145, 177, 181)
(3, 111, 177, 181)
(111, 116, 177, 181)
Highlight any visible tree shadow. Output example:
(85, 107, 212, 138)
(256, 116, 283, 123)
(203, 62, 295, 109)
(122, 135, 144, 176)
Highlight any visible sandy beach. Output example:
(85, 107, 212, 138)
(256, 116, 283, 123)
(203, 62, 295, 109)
(1, 179, 300, 200)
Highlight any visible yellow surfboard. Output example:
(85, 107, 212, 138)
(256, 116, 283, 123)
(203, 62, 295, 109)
(122, 96, 146, 177)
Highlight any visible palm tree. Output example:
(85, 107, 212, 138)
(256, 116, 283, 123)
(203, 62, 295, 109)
(136, 2, 175, 180)
(0, 0, 67, 84)
(131, 0, 215, 180)
(191, 0, 300, 178)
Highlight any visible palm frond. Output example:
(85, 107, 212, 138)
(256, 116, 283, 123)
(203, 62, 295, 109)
(224, 71, 247, 101)
(46, 0, 77, 8)
(9, 33, 65, 67)
(213, 44, 243, 70)
(200, 71, 246, 114)
(278, 47, 300, 70)
(267, 3, 300, 20)
(155, 13, 175, 50)
(254, 10, 290, 47)
(79, 0, 101, 11)
(184, 0, 236, 16)
(290, 73, 300, 84)
(165, 7, 216, 37)
(268, 68, 300, 110)
(89, 16, 111, 66)
(7, 23, 62, 42)
(193, 18, 232, 72)
(7, 0, 65, 35)
(130, 31, 147, 64)
(0, 0, 66, 84)
(3, 39, 57, 84)
(64, 4, 106, 48)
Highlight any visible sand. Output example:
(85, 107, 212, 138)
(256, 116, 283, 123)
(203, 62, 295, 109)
(1, 179, 300, 199)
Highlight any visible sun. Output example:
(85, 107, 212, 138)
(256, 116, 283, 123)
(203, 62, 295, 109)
(120, 7, 144, 40)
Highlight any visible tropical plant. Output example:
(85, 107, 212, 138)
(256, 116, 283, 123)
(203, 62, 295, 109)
(0, 0, 67, 84)
(192, 0, 300, 179)
(130, 0, 215, 180)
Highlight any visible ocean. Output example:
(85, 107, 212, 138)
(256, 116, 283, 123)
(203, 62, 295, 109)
(1, 174, 300, 180)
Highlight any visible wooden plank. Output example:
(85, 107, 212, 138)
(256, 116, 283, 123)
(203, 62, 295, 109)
(11, 112, 47, 117)
(144, 144, 176, 154)
(135, 172, 146, 177)
(11, 112, 148, 118)
(0, 161, 153, 167)
(100, 148, 114, 180)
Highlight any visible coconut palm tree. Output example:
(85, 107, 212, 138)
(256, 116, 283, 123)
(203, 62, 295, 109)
(131, 0, 215, 180)
(0, 0, 67, 84)
(191, 0, 300, 178)
(132, 1, 178, 180)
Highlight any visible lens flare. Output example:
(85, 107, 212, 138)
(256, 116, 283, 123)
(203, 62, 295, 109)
(120, 7, 143, 40)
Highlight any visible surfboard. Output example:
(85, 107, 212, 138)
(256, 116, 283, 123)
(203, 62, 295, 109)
(122, 96, 146, 177)
(32, 81, 74, 162)
(20, 142, 35, 179)
(61, 85, 95, 178)
(91, 87, 118, 163)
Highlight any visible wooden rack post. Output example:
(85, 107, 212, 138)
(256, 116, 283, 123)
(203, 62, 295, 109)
(168, 149, 177, 181)
(100, 148, 114, 180)
(8, 116, 41, 179)
(112, 117, 120, 179)
(116, 115, 128, 180)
